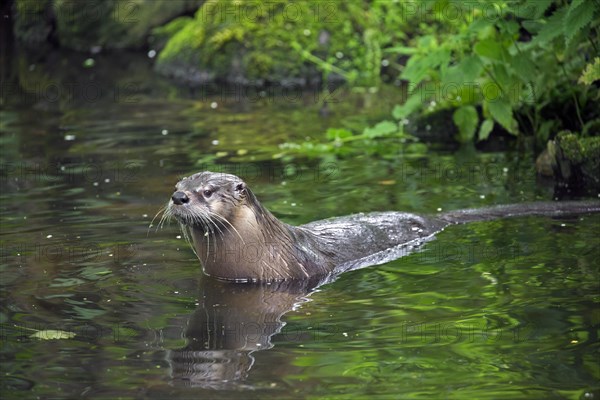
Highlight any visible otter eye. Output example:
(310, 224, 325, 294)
(203, 189, 213, 198)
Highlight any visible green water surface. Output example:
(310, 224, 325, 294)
(1, 52, 598, 400)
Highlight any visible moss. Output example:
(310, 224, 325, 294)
(13, 0, 203, 50)
(157, 17, 205, 61)
(155, 0, 407, 86)
(550, 131, 600, 192)
(556, 131, 600, 163)
(556, 131, 585, 163)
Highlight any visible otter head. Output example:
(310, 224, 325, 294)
(168, 171, 249, 231)
(165, 171, 323, 281)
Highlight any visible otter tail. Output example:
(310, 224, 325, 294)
(438, 201, 600, 225)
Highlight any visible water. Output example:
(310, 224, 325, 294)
(1, 51, 599, 399)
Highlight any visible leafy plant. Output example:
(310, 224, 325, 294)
(279, 120, 427, 159)
(578, 56, 600, 85)
(282, 0, 599, 160)
(389, 0, 599, 143)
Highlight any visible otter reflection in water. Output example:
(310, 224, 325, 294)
(159, 171, 600, 282)
(166, 277, 319, 389)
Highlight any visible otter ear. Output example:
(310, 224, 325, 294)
(235, 182, 246, 193)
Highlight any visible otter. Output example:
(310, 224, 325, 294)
(161, 171, 600, 282)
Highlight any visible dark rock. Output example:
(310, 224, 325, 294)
(546, 131, 600, 195)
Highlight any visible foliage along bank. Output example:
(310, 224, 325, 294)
(9, 0, 600, 185)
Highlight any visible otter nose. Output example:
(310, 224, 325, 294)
(171, 191, 189, 205)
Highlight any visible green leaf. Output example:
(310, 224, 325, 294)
(487, 97, 518, 135)
(363, 121, 398, 139)
(521, 20, 543, 35)
(578, 57, 600, 85)
(478, 119, 494, 141)
(536, 120, 556, 143)
(442, 63, 461, 82)
(452, 106, 479, 143)
(416, 35, 436, 48)
(508, 0, 554, 19)
(384, 46, 418, 55)
(492, 64, 514, 93)
(499, 20, 520, 36)
(427, 49, 451, 68)
(511, 52, 537, 83)
(405, 142, 428, 155)
(402, 49, 451, 85)
(532, 7, 567, 47)
(474, 39, 507, 61)
(326, 128, 353, 140)
(468, 19, 495, 39)
(401, 55, 430, 85)
(392, 93, 422, 119)
(564, 0, 594, 45)
(31, 330, 76, 340)
(461, 56, 484, 81)
(520, 82, 537, 106)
